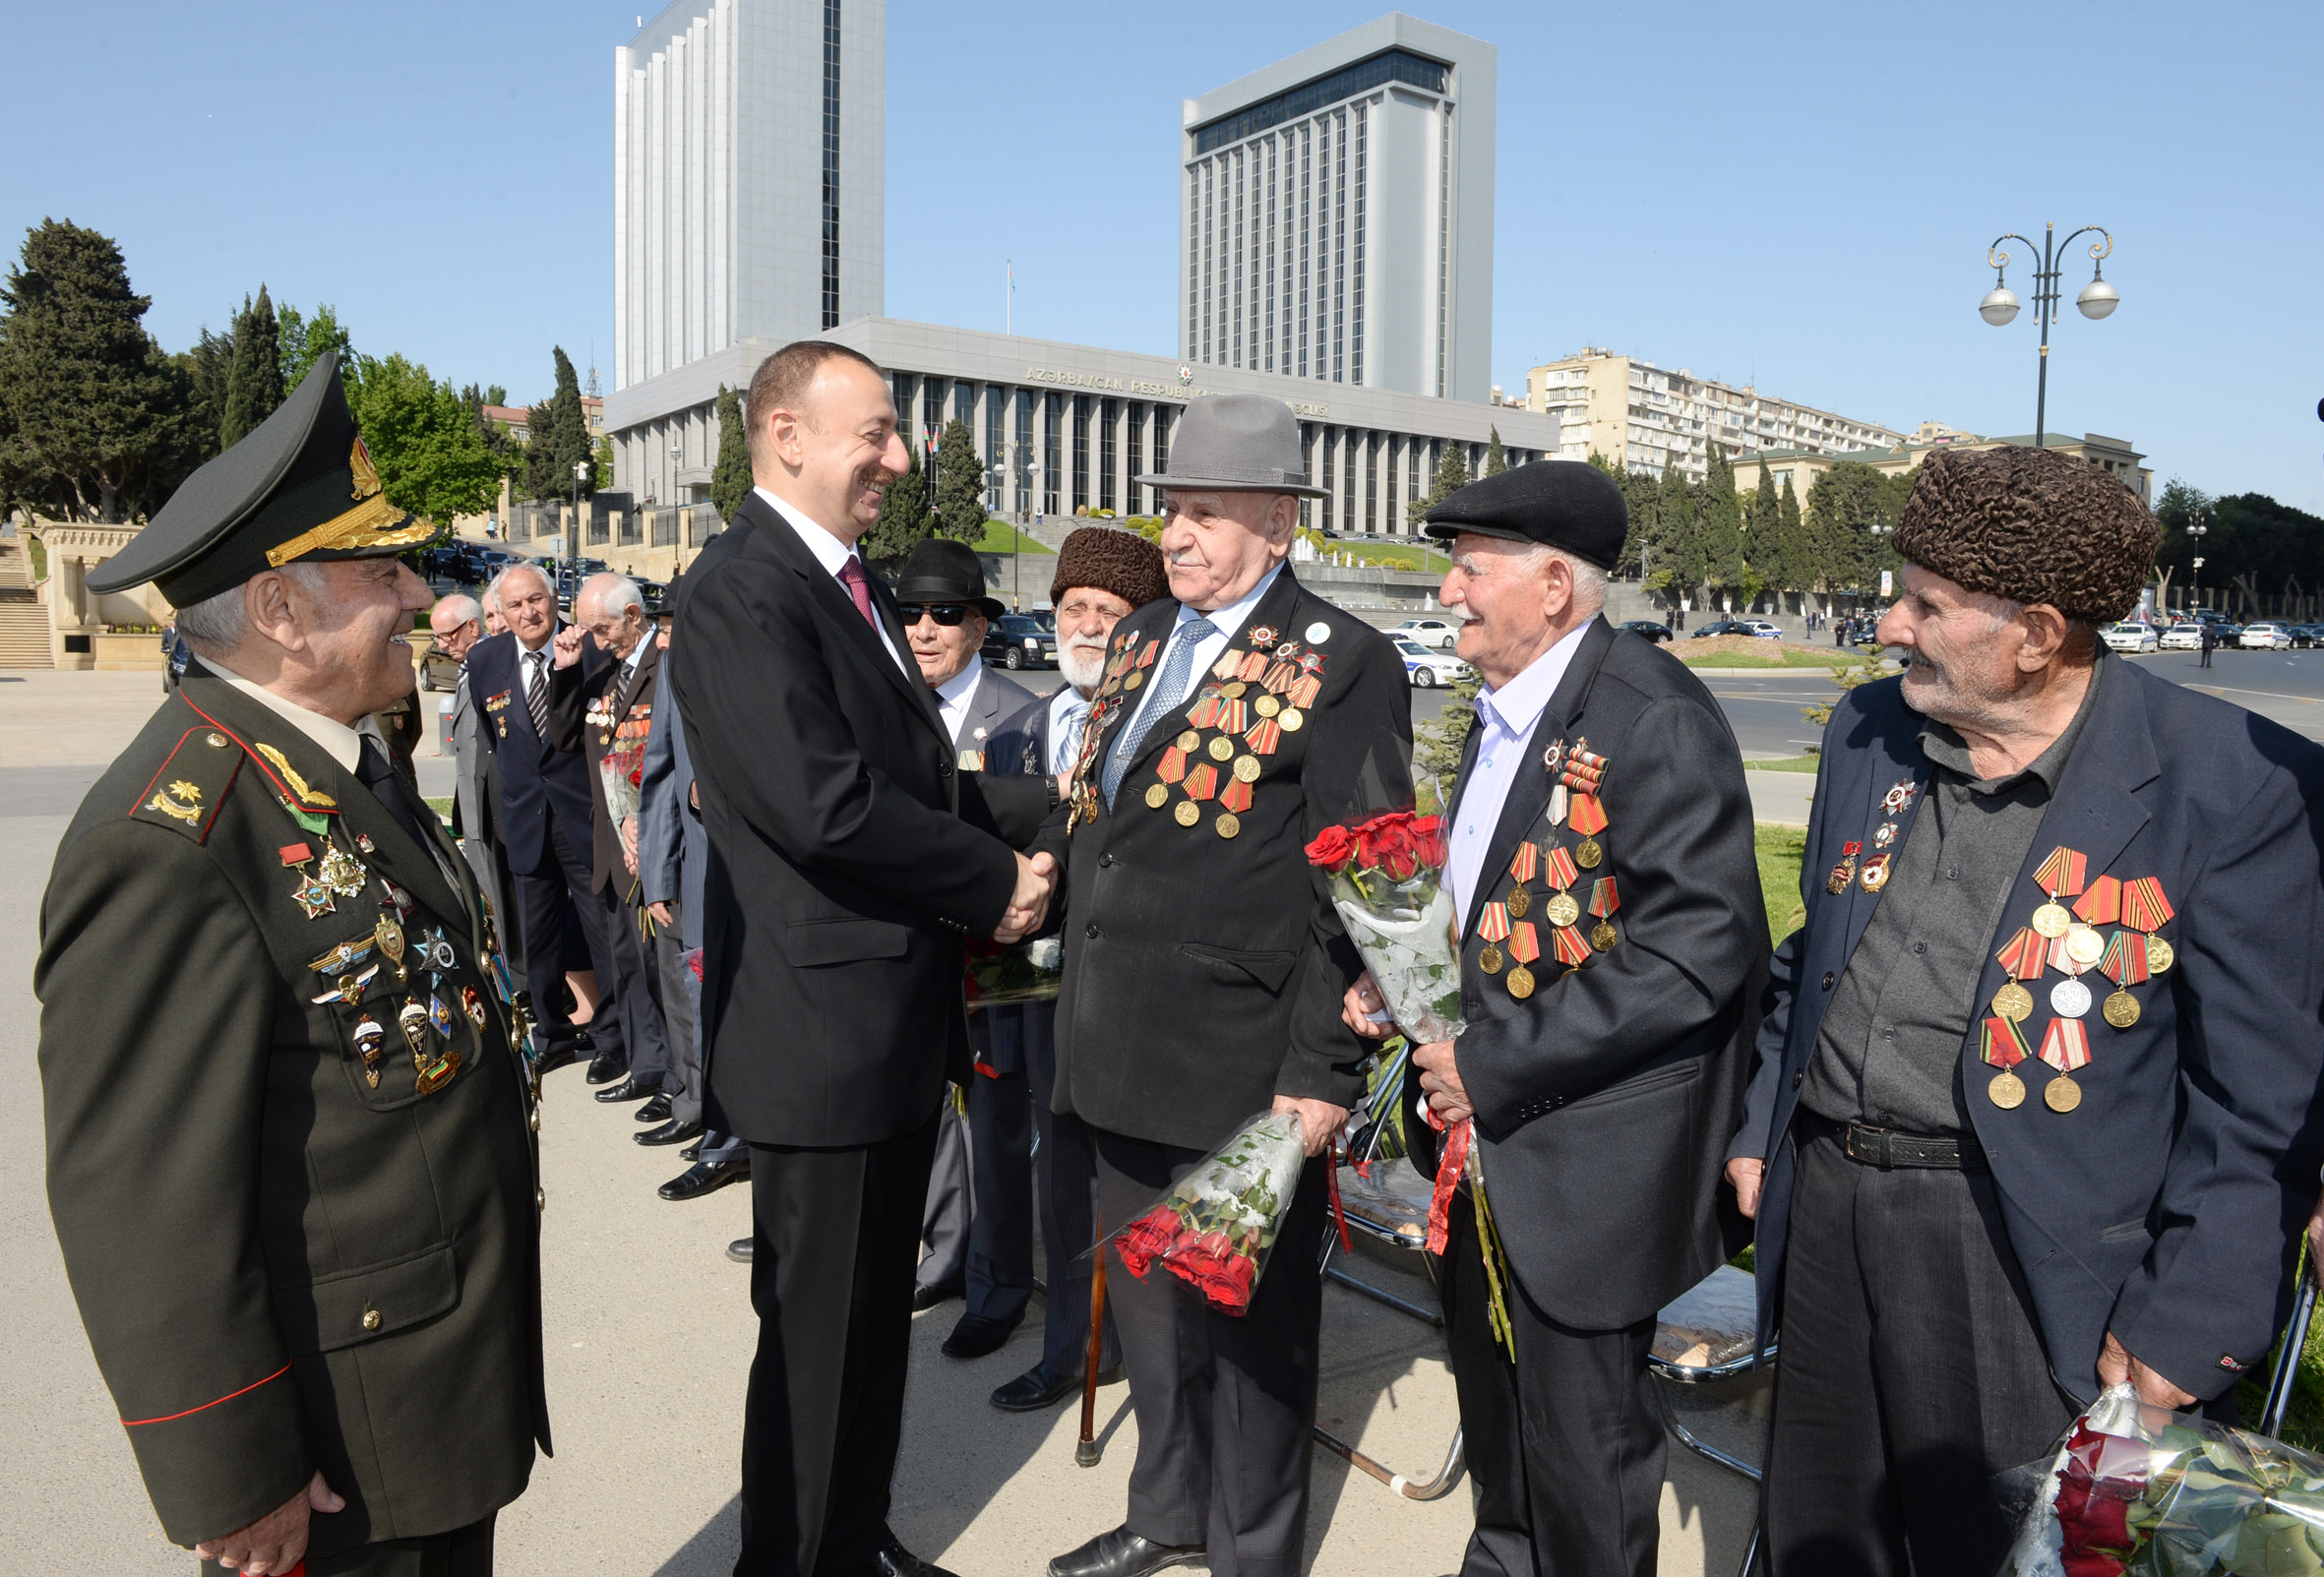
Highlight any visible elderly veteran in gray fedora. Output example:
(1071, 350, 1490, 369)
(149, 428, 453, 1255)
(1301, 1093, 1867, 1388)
(1031, 394, 1413, 1577)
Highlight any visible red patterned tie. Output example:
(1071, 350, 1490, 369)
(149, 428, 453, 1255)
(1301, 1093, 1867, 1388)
(836, 555, 879, 630)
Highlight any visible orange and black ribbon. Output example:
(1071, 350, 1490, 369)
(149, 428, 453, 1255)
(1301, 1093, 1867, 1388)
(2073, 874, 2122, 925)
(1508, 841, 1540, 883)
(1996, 927, 2049, 982)
(2033, 846, 2088, 898)
(2099, 931, 2150, 987)
(2120, 877, 2174, 933)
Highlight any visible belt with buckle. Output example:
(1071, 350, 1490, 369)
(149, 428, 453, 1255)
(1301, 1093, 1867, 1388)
(1833, 1120, 1986, 1172)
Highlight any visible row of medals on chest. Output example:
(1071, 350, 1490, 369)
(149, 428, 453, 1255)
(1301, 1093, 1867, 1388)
(1478, 739, 1617, 1000)
(1131, 635, 1322, 841)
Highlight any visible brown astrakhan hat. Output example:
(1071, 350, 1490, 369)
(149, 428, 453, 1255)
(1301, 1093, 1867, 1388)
(1893, 446, 2159, 624)
(1051, 526, 1170, 611)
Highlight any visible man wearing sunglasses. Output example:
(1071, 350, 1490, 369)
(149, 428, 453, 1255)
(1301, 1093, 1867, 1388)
(892, 538, 1041, 1333)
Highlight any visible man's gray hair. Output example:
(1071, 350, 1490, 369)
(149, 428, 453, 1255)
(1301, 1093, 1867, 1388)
(579, 573, 644, 619)
(497, 562, 551, 601)
(1461, 539, 1607, 616)
(433, 593, 482, 631)
(172, 562, 330, 658)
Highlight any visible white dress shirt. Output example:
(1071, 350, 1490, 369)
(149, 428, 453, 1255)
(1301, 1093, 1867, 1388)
(202, 657, 388, 773)
(755, 484, 908, 674)
(1445, 621, 1593, 931)
(933, 659, 987, 747)
(1047, 685, 1093, 775)
(1114, 561, 1285, 748)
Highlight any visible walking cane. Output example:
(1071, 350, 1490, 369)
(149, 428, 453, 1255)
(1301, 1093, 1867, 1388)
(1076, 1215, 1109, 1467)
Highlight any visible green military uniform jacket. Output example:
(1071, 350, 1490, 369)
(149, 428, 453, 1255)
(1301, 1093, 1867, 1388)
(36, 676, 549, 1555)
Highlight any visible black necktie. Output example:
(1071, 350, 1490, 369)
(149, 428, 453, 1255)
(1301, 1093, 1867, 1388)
(357, 735, 436, 858)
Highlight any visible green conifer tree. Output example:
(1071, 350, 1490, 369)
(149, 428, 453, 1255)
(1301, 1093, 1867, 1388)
(933, 417, 987, 542)
(860, 445, 928, 568)
(1485, 426, 1507, 475)
(1698, 451, 1745, 597)
(1407, 440, 1474, 526)
(709, 384, 752, 521)
(220, 286, 284, 447)
(523, 347, 592, 501)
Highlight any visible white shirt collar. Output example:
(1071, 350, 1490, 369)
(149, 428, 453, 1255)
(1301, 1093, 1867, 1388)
(935, 658, 984, 712)
(1177, 561, 1284, 639)
(202, 657, 386, 775)
(756, 485, 858, 576)
(1477, 618, 1593, 740)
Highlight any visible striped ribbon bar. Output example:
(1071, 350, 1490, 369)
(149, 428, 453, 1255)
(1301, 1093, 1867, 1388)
(1237, 650, 1271, 682)
(1508, 841, 1540, 882)
(1982, 1015, 2032, 1068)
(1551, 925, 1591, 966)
(1156, 747, 1188, 784)
(1996, 927, 2049, 981)
(1568, 792, 1610, 835)
(1219, 777, 1254, 813)
(1263, 661, 1298, 693)
(1210, 650, 1242, 681)
(1288, 675, 1321, 707)
(2099, 930, 2150, 987)
(1189, 694, 1223, 729)
(1219, 698, 1250, 735)
(2033, 846, 2088, 897)
(2120, 877, 2174, 933)
(1137, 639, 1160, 667)
(1243, 718, 1283, 755)
(1542, 846, 1579, 891)
(2072, 874, 2122, 925)
(1183, 763, 1219, 801)
(2039, 1016, 2093, 1073)
(1477, 903, 1512, 944)
(1589, 877, 1621, 918)
(2048, 935, 2091, 976)
(1509, 921, 1543, 963)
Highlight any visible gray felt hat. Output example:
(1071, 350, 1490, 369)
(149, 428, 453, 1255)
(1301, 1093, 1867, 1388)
(1135, 394, 1325, 499)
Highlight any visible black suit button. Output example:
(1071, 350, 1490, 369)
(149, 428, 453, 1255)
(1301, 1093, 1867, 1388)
(1821, 971, 1835, 991)
(1084, 924, 1102, 940)
(1793, 1068, 1805, 1089)
(1099, 852, 1115, 868)
(939, 760, 954, 776)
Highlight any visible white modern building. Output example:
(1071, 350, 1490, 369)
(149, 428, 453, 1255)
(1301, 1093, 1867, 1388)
(604, 5, 1550, 535)
(1179, 15, 1495, 403)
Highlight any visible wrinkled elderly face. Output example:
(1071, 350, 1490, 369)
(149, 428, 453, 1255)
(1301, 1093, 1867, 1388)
(901, 602, 987, 688)
(578, 582, 645, 659)
(272, 557, 433, 720)
(1158, 490, 1295, 611)
(500, 568, 555, 646)
(1439, 534, 1560, 688)
(1877, 563, 2030, 731)
(1055, 587, 1134, 695)
(428, 603, 482, 660)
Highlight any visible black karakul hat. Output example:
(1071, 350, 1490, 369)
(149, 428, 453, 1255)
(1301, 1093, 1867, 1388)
(1422, 460, 1627, 571)
(90, 351, 441, 605)
(1893, 447, 2160, 624)
(894, 538, 1005, 619)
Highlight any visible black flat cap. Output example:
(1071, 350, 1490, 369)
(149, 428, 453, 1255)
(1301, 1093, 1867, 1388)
(894, 538, 1005, 619)
(90, 351, 442, 605)
(1422, 460, 1627, 570)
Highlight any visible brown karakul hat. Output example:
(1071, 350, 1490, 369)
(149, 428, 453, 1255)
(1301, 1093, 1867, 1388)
(1893, 446, 2160, 624)
(1051, 526, 1169, 611)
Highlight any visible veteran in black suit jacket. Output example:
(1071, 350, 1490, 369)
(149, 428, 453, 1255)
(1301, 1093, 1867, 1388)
(1351, 462, 1765, 1577)
(1729, 448, 2324, 1576)
(666, 340, 1053, 1577)
(1034, 397, 1411, 1577)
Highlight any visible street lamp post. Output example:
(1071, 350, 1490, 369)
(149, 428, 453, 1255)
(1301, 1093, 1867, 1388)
(2186, 515, 2209, 614)
(1978, 221, 2119, 450)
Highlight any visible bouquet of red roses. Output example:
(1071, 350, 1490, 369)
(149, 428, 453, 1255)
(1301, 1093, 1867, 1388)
(1113, 1111, 1308, 1315)
(2001, 1383, 2324, 1575)
(1305, 809, 1464, 1044)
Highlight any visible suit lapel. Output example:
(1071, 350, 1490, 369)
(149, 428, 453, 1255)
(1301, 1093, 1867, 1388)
(1120, 569, 1307, 785)
(746, 496, 946, 740)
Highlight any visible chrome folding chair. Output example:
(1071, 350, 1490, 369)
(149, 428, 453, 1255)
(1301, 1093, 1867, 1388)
(1651, 1263, 1773, 1576)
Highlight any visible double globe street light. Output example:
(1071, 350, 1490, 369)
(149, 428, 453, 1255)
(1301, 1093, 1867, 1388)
(1979, 221, 2119, 449)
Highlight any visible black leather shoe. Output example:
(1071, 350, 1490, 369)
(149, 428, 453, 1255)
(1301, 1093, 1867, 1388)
(594, 1075, 655, 1104)
(725, 1237, 754, 1264)
(679, 1137, 703, 1162)
(633, 1092, 674, 1123)
(529, 1045, 576, 1077)
(942, 1312, 1017, 1361)
(635, 1118, 703, 1148)
(873, 1534, 960, 1577)
(584, 1047, 628, 1085)
(912, 1281, 963, 1313)
(658, 1156, 749, 1201)
(1047, 1526, 1201, 1577)
(991, 1360, 1082, 1412)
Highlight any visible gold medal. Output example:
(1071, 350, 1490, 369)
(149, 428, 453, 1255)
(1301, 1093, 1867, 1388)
(1574, 836, 1603, 871)
(2145, 935, 2174, 974)
(1173, 800, 1200, 827)
(1478, 944, 1503, 975)
(1504, 885, 1531, 919)
(2045, 1073, 2082, 1114)
(1278, 708, 1304, 732)
(2103, 989, 2141, 1029)
(1215, 813, 1241, 839)
(1176, 730, 1200, 751)
(1506, 965, 1536, 1000)
(1544, 892, 1582, 930)
(1232, 756, 1261, 783)
(1254, 694, 1281, 717)
(318, 844, 367, 897)
(1827, 857, 1856, 895)
(2064, 925, 2106, 968)
(1145, 783, 1170, 810)
(375, 914, 407, 978)
(1123, 671, 1142, 691)
(1991, 981, 2034, 1022)
(1221, 680, 1247, 698)
(2031, 901, 2072, 939)
(1988, 1070, 2026, 1109)
(1207, 736, 1235, 762)
(1590, 920, 1618, 952)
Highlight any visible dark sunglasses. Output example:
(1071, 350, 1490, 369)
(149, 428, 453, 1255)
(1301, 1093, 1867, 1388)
(897, 603, 973, 626)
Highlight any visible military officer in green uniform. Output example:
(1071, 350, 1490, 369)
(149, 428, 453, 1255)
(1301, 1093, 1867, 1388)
(36, 352, 549, 1576)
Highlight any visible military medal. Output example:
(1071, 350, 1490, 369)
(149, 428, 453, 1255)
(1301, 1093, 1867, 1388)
(1207, 735, 1235, 762)
(414, 1049, 461, 1095)
(1569, 792, 1609, 870)
(318, 842, 368, 898)
(355, 833, 377, 855)
(1156, 746, 1189, 785)
(2119, 877, 2174, 974)
(1176, 729, 1199, 751)
(2098, 930, 2149, 1029)
(2049, 926, 2094, 1017)
(1992, 927, 2047, 1021)
(1145, 784, 1171, 810)
(1249, 626, 1277, 648)
(2038, 1016, 2092, 1112)
(1505, 842, 1539, 920)
(1476, 902, 1510, 975)
(2145, 936, 2175, 974)
(1505, 920, 1542, 1000)
(1254, 694, 1281, 718)
(1881, 778, 1918, 816)
(280, 841, 314, 868)
(310, 936, 375, 977)
(1122, 671, 1142, 692)
(2030, 846, 2087, 939)
(1215, 813, 1241, 839)
(352, 1016, 387, 1088)
(1173, 800, 1200, 827)
(1871, 821, 1898, 849)
(1859, 853, 1891, 892)
(421, 928, 458, 973)
(289, 863, 336, 919)
(1244, 717, 1283, 756)
(1231, 755, 1261, 784)
(429, 994, 456, 1037)
(375, 914, 407, 978)
(463, 986, 487, 1028)
(1277, 708, 1304, 732)
(1982, 1015, 2032, 1108)
(1828, 841, 1861, 895)
(2073, 874, 2122, 926)
(2063, 925, 2106, 969)
(1588, 877, 1621, 951)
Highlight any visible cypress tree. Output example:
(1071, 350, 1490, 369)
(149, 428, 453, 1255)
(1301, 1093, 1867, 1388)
(1777, 478, 1806, 596)
(709, 384, 752, 521)
(860, 445, 928, 569)
(1407, 440, 1474, 526)
(220, 286, 284, 447)
(1747, 461, 1783, 584)
(1658, 459, 1705, 600)
(1699, 451, 1745, 596)
(523, 347, 592, 501)
(1485, 426, 1507, 475)
(933, 417, 986, 542)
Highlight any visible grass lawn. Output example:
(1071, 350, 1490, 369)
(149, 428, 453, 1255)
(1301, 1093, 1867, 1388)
(1677, 648, 1864, 670)
(977, 520, 1053, 555)
(1745, 756, 1820, 774)
(1325, 540, 1452, 575)
(1754, 823, 1807, 943)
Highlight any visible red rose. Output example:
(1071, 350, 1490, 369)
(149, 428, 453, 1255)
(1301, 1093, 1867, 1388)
(1116, 1208, 1182, 1280)
(1412, 815, 1447, 869)
(2060, 1555, 2125, 1577)
(1368, 819, 1419, 879)
(1306, 824, 1358, 870)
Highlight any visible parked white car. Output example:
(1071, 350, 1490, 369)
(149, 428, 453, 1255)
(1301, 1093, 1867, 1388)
(1742, 619, 1784, 639)
(2103, 622, 2161, 653)
(1393, 637, 1471, 689)
(2160, 623, 2203, 650)
(1388, 616, 1464, 649)
(2241, 622, 2293, 650)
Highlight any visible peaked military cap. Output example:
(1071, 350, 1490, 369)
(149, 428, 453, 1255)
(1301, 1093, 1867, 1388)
(90, 351, 441, 604)
(1421, 460, 1627, 571)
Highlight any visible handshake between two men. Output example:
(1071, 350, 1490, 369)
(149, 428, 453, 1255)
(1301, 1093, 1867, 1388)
(996, 850, 1059, 944)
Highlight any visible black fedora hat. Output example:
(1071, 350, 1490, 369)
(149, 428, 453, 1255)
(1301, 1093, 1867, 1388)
(894, 538, 1004, 619)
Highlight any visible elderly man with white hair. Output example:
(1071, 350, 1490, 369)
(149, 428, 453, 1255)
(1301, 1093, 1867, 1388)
(429, 593, 502, 904)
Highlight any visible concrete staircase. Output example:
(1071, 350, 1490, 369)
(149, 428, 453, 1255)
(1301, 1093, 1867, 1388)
(0, 540, 53, 667)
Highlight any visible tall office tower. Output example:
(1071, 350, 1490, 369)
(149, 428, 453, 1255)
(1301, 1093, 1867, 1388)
(610, 0, 885, 505)
(1179, 15, 1494, 403)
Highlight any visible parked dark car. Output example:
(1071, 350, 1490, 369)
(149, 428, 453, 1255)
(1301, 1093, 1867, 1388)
(416, 642, 463, 693)
(1620, 620, 1674, 643)
(982, 613, 1058, 670)
(1689, 619, 1758, 637)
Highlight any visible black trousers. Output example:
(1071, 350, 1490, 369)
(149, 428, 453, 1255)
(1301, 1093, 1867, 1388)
(514, 818, 621, 1056)
(739, 1108, 942, 1577)
(1437, 1190, 1662, 1577)
(964, 1068, 1035, 1327)
(199, 1515, 494, 1576)
(593, 880, 674, 1091)
(1034, 1099, 1118, 1375)
(1763, 1122, 2075, 1577)
(1094, 1128, 1325, 1577)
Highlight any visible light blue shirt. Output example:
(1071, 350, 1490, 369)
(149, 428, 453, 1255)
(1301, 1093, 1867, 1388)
(1445, 621, 1592, 932)
(1047, 685, 1092, 776)
(1114, 561, 1286, 748)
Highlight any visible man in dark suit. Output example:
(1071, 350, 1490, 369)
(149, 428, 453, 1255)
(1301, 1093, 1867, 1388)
(467, 563, 622, 1081)
(667, 339, 1055, 1577)
(976, 526, 1167, 1412)
(1036, 395, 1412, 1577)
(547, 572, 677, 1115)
(1348, 462, 1765, 1577)
(38, 354, 546, 1575)
(888, 538, 1039, 1344)
(1728, 447, 2324, 1576)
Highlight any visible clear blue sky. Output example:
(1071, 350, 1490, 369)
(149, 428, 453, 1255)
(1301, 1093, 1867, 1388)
(10, 0, 2320, 510)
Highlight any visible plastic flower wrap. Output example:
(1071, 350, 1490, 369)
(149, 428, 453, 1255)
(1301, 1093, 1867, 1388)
(597, 712, 650, 827)
(2001, 1383, 2324, 1576)
(1113, 1112, 1308, 1315)
(962, 935, 1065, 1009)
(1305, 810, 1465, 1044)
